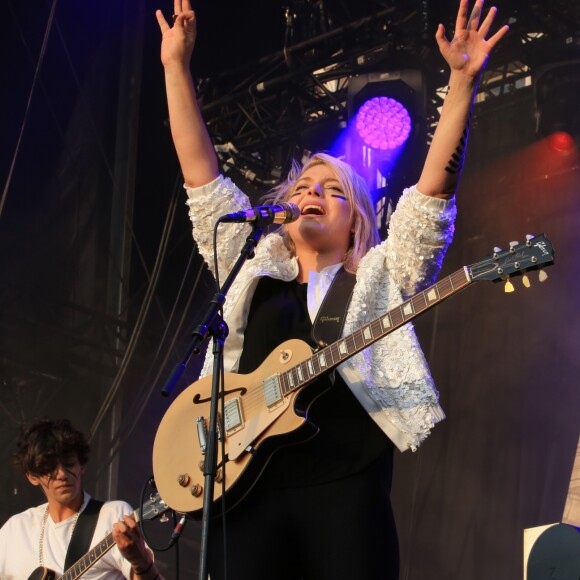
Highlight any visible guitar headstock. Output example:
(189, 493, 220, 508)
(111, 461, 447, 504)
(468, 234, 554, 289)
(140, 492, 172, 521)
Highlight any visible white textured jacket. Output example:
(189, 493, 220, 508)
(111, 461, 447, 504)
(186, 175, 457, 451)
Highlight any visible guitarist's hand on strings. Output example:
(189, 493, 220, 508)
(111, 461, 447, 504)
(113, 515, 161, 579)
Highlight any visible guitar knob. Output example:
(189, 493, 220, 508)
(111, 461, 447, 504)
(215, 468, 224, 483)
(177, 473, 190, 487)
(198, 460, 205, 471)
(190, 484, 203, 497)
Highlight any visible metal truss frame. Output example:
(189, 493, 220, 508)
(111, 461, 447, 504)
(196, 0, 580, 184)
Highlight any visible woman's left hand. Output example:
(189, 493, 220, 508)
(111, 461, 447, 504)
(436, 0, 509, 79)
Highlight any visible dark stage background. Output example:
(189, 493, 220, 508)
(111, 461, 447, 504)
(1, 0, 579, 578)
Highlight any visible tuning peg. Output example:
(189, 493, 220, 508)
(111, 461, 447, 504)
(522, 274, 531, 288)
(504, 277, 515, 293)
(509, 241, 519, 252)
(538, 269, 548, 282)
(526, 234, 534, 245)
(493, 247, 502, 253)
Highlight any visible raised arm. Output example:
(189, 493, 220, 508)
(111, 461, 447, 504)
(156, 1, 219, 188)
(417, 0, 509, 199)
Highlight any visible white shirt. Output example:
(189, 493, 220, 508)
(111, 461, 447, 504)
(0, 491, 133, 579)
(306, 262, 343, 322)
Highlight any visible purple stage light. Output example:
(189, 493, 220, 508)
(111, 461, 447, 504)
(355, 96, 412, 150)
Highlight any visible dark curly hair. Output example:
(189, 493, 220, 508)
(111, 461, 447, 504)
(13, 418, 91, 477)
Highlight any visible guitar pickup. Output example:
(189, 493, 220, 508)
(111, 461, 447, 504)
(264, 374, 283, 409)
(224, 397, 244, 434)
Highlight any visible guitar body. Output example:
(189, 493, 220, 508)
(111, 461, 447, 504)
(153, 339, 325, 515)
(28, 567, 57, 580)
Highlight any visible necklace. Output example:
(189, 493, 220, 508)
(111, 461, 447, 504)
(38, 505, 81, 566)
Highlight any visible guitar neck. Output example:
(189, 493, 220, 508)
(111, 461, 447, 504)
(279, 267, 471, 394)
(60, 509, 140, 580)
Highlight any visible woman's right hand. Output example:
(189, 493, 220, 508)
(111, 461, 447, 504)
(155, 0, 196, 69)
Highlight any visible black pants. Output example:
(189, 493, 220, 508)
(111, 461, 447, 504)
(207, 453, 399, 580)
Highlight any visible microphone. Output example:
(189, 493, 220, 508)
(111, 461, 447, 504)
(218, 202, 300, 225)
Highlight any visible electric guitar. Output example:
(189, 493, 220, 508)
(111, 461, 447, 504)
(27, 493, 170, 580)
(153, 234, 555, 515)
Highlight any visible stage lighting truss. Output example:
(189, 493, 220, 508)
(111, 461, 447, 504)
(195, 0, 580, 188)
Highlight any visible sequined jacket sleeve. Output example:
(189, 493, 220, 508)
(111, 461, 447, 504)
(338, 185, 457, 451)
(184, 175, 255, 283)
(384, 186, 456, 298)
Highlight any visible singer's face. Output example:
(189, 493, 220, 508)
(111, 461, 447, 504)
(286, 163, 354, 257)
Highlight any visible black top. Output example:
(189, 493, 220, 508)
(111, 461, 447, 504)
(237, 276, 392, 488)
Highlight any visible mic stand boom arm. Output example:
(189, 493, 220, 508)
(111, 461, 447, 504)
(160, 221, 267, 580)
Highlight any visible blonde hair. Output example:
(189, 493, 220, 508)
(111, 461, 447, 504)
(264, 153, 380, 272)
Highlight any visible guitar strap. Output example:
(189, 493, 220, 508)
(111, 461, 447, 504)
(311, 266, 357, 347)
(64, 498, 104, 570)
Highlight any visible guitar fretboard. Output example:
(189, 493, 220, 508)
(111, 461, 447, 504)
(278, 267, 471, 395)
(61, 495, 167, 580)
(61, 530, 117, 580)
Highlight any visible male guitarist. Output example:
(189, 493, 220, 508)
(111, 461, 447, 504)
(0, 418, 162, 579)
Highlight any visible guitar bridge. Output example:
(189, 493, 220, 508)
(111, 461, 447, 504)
(196, 417, 207, 454)
(196, 415, 223, 455)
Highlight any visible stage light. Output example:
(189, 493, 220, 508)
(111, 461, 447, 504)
(355, 96, 412, 151)
(547, 131, 575, 154)
(344, 70, 426, 178)
(341, 70, 427, 239)
(346, 71, 426, 163)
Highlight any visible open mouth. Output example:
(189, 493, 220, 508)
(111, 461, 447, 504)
(301, 204, 326, 216)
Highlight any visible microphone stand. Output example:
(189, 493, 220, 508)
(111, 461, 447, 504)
(161, 219, 267, 580)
